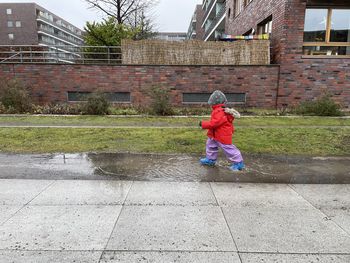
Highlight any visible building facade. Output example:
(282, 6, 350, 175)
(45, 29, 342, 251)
(225, 0, 350, 107)
(0, 3, 84, 61)
(186, 0, 349, 107)
(187, 5, 205, 40)
(201, 0, 227, 41)
(154, 32, 187, 41)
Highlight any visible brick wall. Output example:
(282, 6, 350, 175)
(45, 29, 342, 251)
(0, 64, 280, 108)
(278, 0, 350, 108)
(225, 0, 350, 108)
(195, 5, 205, 40)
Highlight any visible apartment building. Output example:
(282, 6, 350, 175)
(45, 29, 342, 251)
(0, 3, 84, 61)
(225, 0, 349, 107)
(201, 0, 227, 41)
(186, 0, 349, 107)
(154, 32, 187, 41)
(187, 5, 205, 40)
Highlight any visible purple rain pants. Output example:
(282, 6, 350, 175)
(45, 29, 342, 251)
(206, 138, 243, 164)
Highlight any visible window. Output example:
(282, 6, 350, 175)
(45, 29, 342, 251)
(7, 21, 13, 27)
(67, 92, 131, 103)
(258, 16, 272, 35)
(183, 93, 246, 104)
(330, 9, 350, 42)
(234, 0, 243, 17)
(303, 8, 350, 56)
(6, 8, 12, 15)
(303, 9, 327, 42)
(15, 21, 21, 27)
(8, 33, 14, 40)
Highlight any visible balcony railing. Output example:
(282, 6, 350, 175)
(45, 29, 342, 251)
(36, 14, 82, 39)
(38, 27, 83, 46)
(204, 6, 226, 40)
(0, 45, 122, 65)
(203, 0, 217, 22)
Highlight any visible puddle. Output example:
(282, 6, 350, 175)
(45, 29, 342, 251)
(0, 153, 349, 183)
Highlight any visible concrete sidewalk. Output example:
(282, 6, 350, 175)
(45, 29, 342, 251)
(0, 179, 350, 262)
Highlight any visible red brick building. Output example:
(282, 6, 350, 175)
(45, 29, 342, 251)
(224, 0, 350, 108)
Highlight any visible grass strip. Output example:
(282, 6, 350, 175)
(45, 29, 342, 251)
(0, 116, 349, 127)
(0, 127, 348, 156)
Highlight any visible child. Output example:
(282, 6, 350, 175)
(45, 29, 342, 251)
(199, 90, 245, 171)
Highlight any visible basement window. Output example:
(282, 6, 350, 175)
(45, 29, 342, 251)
(67, 92, 131, 103)
(183, 93, 246, 104)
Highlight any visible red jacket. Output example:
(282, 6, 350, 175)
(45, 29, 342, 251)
(201, 104, 235, 145)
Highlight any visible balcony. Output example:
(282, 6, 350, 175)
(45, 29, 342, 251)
(201, 0, 225, 29)
(36, 13, 83, 40)
(204, 5, 226, 41)
(38, 23, 83, 46)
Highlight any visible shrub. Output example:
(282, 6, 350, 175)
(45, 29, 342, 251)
(0, 79, 32, 113)
(148, 86, 174, 116)
(82, 92, 110, 115)
(109, 105, 145, 115)
(294, 95, 343, 116)
(32, 103, 83, 115)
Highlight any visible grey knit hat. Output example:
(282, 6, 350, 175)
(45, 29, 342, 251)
(208, 90, 227, 105)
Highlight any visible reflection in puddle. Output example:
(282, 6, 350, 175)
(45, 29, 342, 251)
(0, 153, 349, 184)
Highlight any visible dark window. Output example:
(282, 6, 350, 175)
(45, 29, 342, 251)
(258, 16, 272, 35)
(330, 9, 350, 42)
(183, 93, 246, 104)
(67, 92, 131, 102)
(243, 29, 253, 36)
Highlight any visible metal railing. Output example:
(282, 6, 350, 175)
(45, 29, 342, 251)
(202, 0, 216, 27)
(0, 45, 122, 64)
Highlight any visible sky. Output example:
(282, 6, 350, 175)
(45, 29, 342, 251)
(0, 0, 201, 32)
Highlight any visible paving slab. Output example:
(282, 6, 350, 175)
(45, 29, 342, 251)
(322, 208, 350, 235)
(106, 206, 235, 251)
(223, 207, 350, 253)
(0, 206, 21, 225)
(290, 184, 350, 209)
(0, 250, 101, 263)
(124, 182, 217, 206)
(240, 253, 350, 263)
(211, 183, 312, 208)
(31, 180, 132, 205)
(0, 179, 53, 205)
(0, 205, 122, 250)
(100, 251, 241, 263)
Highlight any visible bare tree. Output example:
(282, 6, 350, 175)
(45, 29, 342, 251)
(85, 0, 157, 26)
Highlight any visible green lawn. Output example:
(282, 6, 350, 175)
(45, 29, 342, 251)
(0, 115, 349, 127)
(0, 127, 349, 156)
